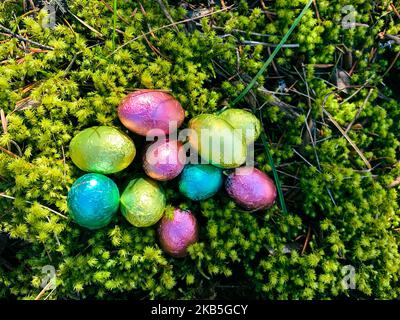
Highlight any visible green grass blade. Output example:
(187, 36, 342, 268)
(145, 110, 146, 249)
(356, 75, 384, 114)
(260, 129, 288, 215)
(230, 0, 313, 218)
(112, 0, 118, 49)
(230, 0, 313, 106)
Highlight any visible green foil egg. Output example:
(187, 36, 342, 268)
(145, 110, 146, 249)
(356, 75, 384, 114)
(120, 177, 166, 227)
(219, 108, 261, 145)
(70, 126, 136, 174)
(188, 114, 247, 169)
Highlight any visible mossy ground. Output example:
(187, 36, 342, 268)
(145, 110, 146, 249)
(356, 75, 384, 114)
(0, 0, 400, 299)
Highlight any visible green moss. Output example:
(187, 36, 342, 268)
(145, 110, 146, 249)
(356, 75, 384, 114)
(1, 0, 400, 299)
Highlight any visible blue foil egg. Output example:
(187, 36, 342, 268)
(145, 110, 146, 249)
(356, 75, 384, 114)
(67, 173, 120, 230)
(179, 164, 223, 201)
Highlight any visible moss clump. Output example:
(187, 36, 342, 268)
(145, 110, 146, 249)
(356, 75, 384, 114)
(1, 0, 400, 299)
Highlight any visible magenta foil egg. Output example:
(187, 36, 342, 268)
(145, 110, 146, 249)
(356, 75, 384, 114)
(225, 167, 277, 211)
(143, 139, 186, 181)
(118, 90, 185, 136)
(158, 208, 199, 258)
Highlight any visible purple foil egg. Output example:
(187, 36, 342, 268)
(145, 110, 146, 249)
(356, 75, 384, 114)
(158, 208, 199, 258)
(143, 139, 186, 181)
(225, 167, 277, 211)
(118, 90, 185, 136)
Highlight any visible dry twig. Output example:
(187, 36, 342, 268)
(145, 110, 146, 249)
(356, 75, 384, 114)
(0, 24, 54, 50)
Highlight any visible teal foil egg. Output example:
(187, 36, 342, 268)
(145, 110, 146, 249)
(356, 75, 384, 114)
(67, 173, 120, 230)
(179, 164, 223, 201)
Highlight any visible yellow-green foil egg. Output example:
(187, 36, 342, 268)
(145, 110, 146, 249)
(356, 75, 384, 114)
(70, 126, 136, 174)
(188, 114, 247, 169)
(219, 108, 261, 145)
(120, 177, 166, 227)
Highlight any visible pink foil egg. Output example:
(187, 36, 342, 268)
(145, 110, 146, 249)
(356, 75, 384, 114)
(158, 208, 199, 258)
(118, 90, 185, 136)
(225, 167, 277, 211)
(143, 139, 186, 181)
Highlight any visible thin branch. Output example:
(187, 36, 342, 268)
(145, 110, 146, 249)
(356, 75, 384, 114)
(0, 24, 54, 50)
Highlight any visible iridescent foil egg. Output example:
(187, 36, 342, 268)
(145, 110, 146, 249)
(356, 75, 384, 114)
(67, 173, 120, 229)
(120, 177, 166, 227)
(225, 167, 277, 211)
(158, 208, 198, 258)
(118, 90, 185, 136)
(179, 164, 223, 201)
(69, 126, 136, 174)
(143, 139, 186, 181)
(219, 108, 261, 145)
(188, 114, 247, 169)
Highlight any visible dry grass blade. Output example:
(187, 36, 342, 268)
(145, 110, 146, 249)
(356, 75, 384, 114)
(345, 88, 374, 134)
(34, 280, 54, 301)
(323, 109, 372, 170)
(0, 109, 7, 134)
(388, 176, 400, 188)
(68, 11, 103, 38)
(0, 193, 68, 219)
(301, 225, 312, 255)
(0, 145, 18, 158)
(155, 0, 179, 32)
(391, 3, 400, 18)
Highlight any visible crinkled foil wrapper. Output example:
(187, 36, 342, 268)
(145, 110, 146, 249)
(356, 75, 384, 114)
(188, 114, 247, 169)
(220, 108, 261, 145)
(118, 90, 185, 136)
(120, 177, 166, 227)
(70, 126, 136, 174)
(67, 173, 120, 229)
(225, 167, 277, 211)
(158, 208, 198, 258)
(179, 164, 223, 201)
(143, 139, 185, 181)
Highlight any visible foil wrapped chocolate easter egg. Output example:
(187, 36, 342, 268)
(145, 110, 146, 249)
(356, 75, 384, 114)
(70, 126, 136, 174)
(225, 167, 277, 211)
(143, 139, 186, 181)
(120, 177, 166, 227)
(118, 90, 185, 136)
(179, 164, 223, 201)
(220, 108, 261, 145)
(188, 114, 247, 169)
(158, 208, 198, 258)
(67, 173, 120, 230)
